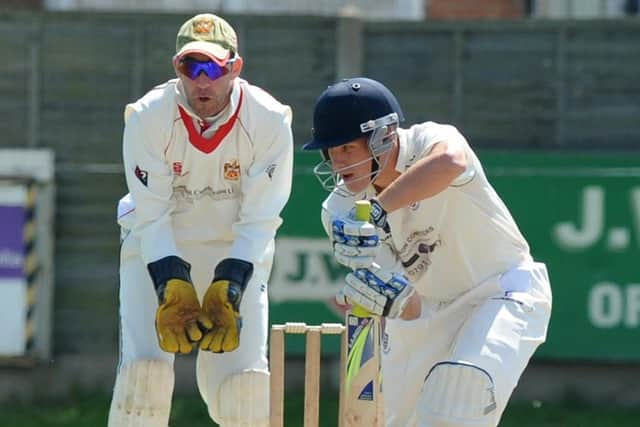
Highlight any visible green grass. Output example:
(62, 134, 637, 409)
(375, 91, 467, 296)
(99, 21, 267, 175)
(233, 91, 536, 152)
(2, 392, 639, 426)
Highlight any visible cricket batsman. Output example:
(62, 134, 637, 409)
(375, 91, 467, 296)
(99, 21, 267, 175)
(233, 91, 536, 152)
(107, 13, 293, 427)
(303, 77, 552, 426)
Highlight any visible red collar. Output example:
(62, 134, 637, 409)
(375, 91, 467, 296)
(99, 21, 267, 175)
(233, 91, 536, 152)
(178, 88, 244, 154)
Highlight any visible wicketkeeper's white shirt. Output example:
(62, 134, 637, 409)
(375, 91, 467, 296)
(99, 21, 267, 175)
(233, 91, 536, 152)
(117, 78, 293, 267)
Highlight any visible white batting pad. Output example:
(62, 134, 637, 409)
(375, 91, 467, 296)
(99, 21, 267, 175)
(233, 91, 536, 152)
(107, 359, 174, 427)
(417, 361, 497, 427)
(214, 369, 270, 427)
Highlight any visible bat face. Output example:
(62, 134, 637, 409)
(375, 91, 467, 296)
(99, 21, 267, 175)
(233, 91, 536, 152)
(342, 199, 384, 426)
(344, 310, 384, 426)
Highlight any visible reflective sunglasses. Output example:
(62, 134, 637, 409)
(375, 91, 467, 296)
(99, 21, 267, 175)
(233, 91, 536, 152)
(177, 56, 235, 80)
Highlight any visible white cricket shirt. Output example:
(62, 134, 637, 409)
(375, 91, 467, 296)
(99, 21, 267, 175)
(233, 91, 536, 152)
(117, 78, 293, 267)
(322, 121, 531, 302)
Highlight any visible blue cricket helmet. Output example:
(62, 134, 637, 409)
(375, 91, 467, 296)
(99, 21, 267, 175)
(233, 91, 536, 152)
(303, 77, 404, 150)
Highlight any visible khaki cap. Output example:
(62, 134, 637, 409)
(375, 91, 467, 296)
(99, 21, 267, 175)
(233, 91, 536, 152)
(175, 13, 238, 64)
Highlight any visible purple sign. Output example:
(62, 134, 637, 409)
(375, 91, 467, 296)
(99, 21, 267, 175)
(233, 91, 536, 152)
(0, 205, 25, 279)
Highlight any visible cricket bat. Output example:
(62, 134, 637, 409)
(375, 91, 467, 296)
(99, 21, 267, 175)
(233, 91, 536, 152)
(343, 200, 384, 426)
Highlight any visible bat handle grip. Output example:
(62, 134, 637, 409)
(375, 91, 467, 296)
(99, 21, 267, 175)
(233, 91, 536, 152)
(352, 200, 374, 317)
(351, 305, 372, 317)
(354, 200, 371, 222)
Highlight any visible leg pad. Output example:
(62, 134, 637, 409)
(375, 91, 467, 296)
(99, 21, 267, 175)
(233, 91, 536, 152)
(108, 359, 174, 427)
(417, 361, 497, 427)
(213, 369, 270, 427)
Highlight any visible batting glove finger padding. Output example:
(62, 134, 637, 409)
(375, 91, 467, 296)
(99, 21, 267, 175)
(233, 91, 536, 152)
(333, 242, 379, 257)
(331, 215, 380, 269)
(344, 267, 415, 318)
(344, 274, 388, 315)
(335, 288, 350, 307)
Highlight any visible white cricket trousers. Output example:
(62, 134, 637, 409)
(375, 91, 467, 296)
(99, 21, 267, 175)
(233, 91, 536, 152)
(382, 262, 552, 427)
(116, 232, 272, 422)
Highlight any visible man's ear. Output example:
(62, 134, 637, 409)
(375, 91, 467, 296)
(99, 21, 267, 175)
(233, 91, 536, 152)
(172, 56, 181, 78)
(231, 56, 244, 77)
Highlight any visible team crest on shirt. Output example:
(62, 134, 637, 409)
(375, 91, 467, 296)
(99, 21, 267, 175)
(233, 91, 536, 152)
(224, 159, 241, 181)
(397, 228, 442, 281)
(172, 162, 183, 176)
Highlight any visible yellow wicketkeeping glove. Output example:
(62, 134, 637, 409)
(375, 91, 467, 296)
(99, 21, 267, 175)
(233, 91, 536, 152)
(200, 258, 253, 353)
(148, 256, 212, 354)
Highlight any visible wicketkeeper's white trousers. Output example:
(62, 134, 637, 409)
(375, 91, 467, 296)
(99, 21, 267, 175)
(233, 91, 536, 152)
(116, 232, 272, 422)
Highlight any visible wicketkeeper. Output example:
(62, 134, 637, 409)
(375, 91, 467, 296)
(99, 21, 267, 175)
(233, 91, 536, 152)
(108, 13, 293, 427)
(303, 77, 552, 427)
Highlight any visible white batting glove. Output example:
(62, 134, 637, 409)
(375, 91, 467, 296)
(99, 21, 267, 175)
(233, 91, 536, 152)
(331, 214, 380, 269)
(343, 267, 415, 318)
(335, 288, 349, 307)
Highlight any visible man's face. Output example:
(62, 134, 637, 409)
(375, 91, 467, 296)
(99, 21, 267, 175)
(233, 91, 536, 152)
(174, 52, 243, 118)
(326, 138, 373, 194)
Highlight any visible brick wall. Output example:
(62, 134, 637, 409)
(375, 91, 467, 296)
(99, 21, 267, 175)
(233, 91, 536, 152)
(427, 0, 525, 19)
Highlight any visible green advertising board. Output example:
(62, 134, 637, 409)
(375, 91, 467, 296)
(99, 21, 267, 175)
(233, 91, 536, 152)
(270, 150, 640, 361)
